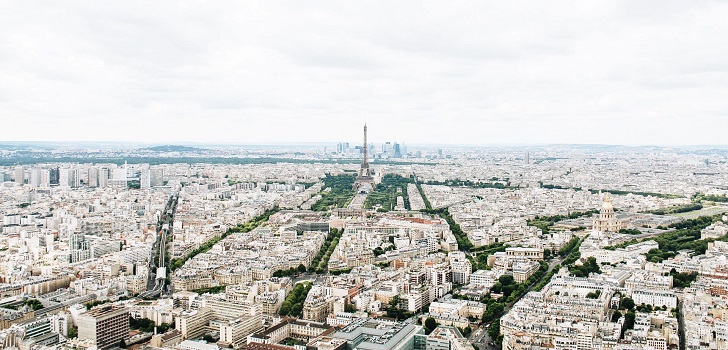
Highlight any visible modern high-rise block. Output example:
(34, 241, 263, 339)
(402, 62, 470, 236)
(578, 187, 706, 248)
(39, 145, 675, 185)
(14, 166, 24, 184)
(77, 306, 130, 350)
(88, 167, 99, 188)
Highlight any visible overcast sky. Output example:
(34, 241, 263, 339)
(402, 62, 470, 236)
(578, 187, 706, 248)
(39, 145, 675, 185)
(1, 1, 727, 145)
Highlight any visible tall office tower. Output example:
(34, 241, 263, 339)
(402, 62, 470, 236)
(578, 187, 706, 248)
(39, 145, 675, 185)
(382, 141, 393, 158)
(150, 168, 164, 187)
(140, 168, 151, 189)
(14, 166, 24, 184)
(88, 167, 99, 188)
(394, 143, 402, 158)
(30, 167, 42, 187)
(40, 168, 50, 187)
(59, 168, 71, 187)
(71, 169, 81, 188)
(77, 306, 130, 350)
(525, 152, 530, 165)
(49, 167, 60, 186)
(99, 168, 110, 188)
(113, 167, 127, 187)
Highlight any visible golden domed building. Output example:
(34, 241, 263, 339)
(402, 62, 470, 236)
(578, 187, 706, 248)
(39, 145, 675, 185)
(593, 196, 626, 232)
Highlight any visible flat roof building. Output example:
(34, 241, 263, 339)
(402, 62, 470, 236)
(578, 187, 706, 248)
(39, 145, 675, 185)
(77, 305, 130, 350)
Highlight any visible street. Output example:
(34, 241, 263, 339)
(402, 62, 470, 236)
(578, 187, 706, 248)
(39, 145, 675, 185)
(467, 238, 580, 349)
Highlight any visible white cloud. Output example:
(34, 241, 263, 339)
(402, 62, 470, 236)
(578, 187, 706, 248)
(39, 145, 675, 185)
(1, 1, 727, 145)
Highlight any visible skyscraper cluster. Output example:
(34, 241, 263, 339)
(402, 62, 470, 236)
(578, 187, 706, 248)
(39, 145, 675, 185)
(2, 164, 165, 189)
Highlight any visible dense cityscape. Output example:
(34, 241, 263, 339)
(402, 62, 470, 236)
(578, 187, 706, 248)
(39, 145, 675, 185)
(1, 125, 727, 350)
(3, 2, 728, 349)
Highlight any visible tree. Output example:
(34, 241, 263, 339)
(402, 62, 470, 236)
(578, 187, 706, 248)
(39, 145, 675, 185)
(586, 290, 601, 299)
(483, 302, 504, 323)
(386, 295, 411, 321)
(424, 317, 439, 335)
(158, 323, 171, 333)
(462, 326, 472, 337)
(297, 264, 307, 273)
(279, 282, 312, 317)
(623, 311, 636, 331)
(487, 320, 501, 339)
(68, 326, 78, 338)
(345, 303, 356, 313)
(620, 297, 635, 310)
(498, 274, 515, 286)
(24, 299, 43, 310)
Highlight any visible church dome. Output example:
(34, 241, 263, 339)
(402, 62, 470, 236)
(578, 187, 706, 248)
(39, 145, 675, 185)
(601, 196, 614, 211)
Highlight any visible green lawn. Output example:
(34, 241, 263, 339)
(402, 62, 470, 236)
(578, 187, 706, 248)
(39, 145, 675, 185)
(670, 206, 727, 219)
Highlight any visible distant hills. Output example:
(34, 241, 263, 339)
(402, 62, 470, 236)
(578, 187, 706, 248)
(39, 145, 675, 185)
(142, 145, 207, 152)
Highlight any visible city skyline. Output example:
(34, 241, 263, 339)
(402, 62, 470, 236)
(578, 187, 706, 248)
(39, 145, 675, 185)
(2, 2, 728, 145)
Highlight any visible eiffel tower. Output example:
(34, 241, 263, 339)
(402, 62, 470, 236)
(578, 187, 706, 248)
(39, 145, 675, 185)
(354, 123, 375, 193)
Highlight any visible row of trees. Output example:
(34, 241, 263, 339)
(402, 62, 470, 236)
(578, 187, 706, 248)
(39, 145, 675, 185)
(190, 285, 226, 294)
(481, 261, 550, 324)
(540, 184, 567, 189)
(169, 206, 280, 271)
(279, 282, 312, 317)
(560, 236, 589, 278)
(309, 228, 343, 273)
(534, 264, 561, 292)
(311, 174, 356, 211)
(272, 264, 308, 278)
(414, 181, 432, 210)
(487, 321, 502, 346)
(527, 210, 598, 234)
(364, 174, 413, 211)
(420, 208, 474, 251)
(605, 215, 722, 264)
(536, 185, 681, 199)
(613, 297, 637, 336)
(618, 228, 642, 235)
(692, 193, 728, 203)
(129, 317, 171, 333)
(587, 188, 681, 199)
(505, 261, 549, 304)
(559, 237, 581, 256)
(648, 203, 703, 215)
(424, 179, 512, 189)
(569, 256, 601, 278)
(469, 243, 507, 270)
